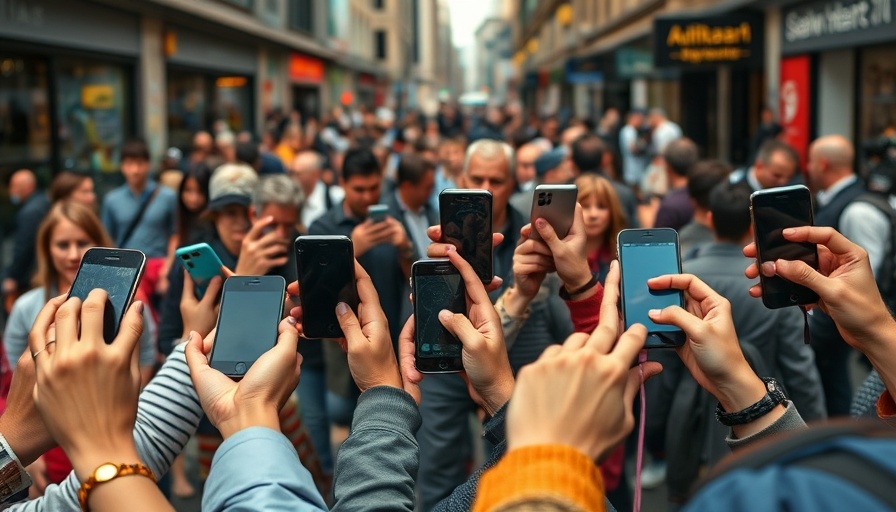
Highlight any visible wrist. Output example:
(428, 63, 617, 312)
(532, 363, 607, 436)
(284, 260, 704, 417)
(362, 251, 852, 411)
(70, 443, 141, 482)
(0, 413, 52, 468)
(562, 266, 593, 293)
(502, 287, 532, 317)
(218, 404, 280, 440)
(481, 376, 515, 417)
(713, 368, 768, 413)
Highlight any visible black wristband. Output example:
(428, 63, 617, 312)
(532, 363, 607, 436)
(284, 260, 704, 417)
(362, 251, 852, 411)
(559, 272, 599, 300)
(715, 377, 787, 426)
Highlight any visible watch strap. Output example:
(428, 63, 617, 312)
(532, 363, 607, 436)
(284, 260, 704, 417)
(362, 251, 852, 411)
(0, 432, 31, 503)
(716, 377, 787, 426)
(78, 462, 155, 511)
(559, 273, 599, 300)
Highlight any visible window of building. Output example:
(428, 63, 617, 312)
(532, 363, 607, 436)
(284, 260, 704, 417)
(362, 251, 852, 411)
(166, 70, 252, 151)
(373, 0, 384, 9)
(55, 58, 130, 179)
(0, 56, 51, 169)
(375, 30, 387, 60)
(289, 0, 313, 33)
(859, 44, 896, 148)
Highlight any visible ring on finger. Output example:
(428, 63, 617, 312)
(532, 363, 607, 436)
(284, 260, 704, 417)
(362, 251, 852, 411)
(30, 340, 57, 360)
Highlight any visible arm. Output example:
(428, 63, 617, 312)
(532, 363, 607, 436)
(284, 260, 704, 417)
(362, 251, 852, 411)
(724, 401, 807, 450)
(331, 387, 420, 512)
(773, 308, 827, 421)
(139, 306, 158, 374)
(2, 295, 33, 371)
(156, 263, 186, 357)
(6, 208, 42, 287)
(203, 427, 327, 512)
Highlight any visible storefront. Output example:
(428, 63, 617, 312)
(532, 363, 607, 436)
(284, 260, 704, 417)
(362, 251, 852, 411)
(653, 11, 765, 162)
(781, 0, 896, 165)
(165, 26, 256, 149)
(289, 52, 324, 121)
(0, 0, 139, 200)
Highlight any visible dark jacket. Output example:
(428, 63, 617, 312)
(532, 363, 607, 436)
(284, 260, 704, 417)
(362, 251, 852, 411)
(6, 191, 50, 289)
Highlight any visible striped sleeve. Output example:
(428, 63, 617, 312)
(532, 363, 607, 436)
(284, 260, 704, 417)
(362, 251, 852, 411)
(5, 344, 201, 511)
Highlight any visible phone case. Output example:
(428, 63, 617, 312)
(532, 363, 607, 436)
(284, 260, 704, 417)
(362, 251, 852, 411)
(176, 243, 225, 298)
(529, 184, 578, 240)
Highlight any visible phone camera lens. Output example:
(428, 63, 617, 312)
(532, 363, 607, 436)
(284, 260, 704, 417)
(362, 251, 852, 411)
(191, 251, 201, 257)
(187, 262, 195, 268)
(182, 254, 191, 260)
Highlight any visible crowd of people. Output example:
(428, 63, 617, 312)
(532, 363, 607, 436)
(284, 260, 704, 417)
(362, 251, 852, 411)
(0, 99, 895, 512)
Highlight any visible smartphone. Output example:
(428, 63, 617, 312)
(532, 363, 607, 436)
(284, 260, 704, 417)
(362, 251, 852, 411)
(367, 204, 389, 223)
(295, 235, 360, 339)
(209, 275, 286, 378)
(68, 248, 146, 343)
(529, 184, 578, 241)
(175, 243, 224, 299)
(412, 260, 465, 373)
(750, 185, 819, 309)
(439, 189, 493, 282)
(617, 228, 686, 348)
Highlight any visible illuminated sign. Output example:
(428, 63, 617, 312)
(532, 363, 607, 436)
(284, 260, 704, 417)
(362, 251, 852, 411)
(782, 0, 895, 54)
(289, 53, 324, 84)
(653, 13, 764, 68)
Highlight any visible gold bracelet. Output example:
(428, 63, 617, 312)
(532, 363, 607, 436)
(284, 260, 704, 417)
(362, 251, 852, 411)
(78, 462, 155, 512)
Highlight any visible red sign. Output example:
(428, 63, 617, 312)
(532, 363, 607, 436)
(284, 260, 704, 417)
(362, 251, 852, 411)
(289, 53, 324, 84)
(779, 55, 811, 171)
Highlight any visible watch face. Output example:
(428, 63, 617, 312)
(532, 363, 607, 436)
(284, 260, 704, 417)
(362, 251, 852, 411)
(95, 464, 120, 482)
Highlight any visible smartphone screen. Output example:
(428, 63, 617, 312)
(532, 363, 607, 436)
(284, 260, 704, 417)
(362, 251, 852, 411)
(211, 276, 285, 377)
(751, 185, 819, 308)
(69, 248, 146, 343)
(618, 229, 685, 347)
(413, 261, 465, 373)
(439, 190, 493, 282)
(296, 236, 359, 339)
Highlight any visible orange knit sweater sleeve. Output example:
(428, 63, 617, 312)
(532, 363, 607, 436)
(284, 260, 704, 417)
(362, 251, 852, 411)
(472, 445, 606, 512)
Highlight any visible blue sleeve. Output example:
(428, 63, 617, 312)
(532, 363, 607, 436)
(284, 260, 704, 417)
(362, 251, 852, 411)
(6, 205, 44, 286)
(2, 295, 33, 370)
(100, 195, 116, 241)
(202, 427, 327, 512)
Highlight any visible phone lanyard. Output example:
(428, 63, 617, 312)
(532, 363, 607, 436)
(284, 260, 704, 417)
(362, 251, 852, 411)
(633, 349, 648, 512)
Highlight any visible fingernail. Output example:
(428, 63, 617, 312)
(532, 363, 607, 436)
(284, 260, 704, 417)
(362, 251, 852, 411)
(287, 316, 297, 325)
(438, 310, 452, 321)
(446, 245, 455, 253)
(536, 218, 546, 228)
(648, 309, 661, 317)
(610, 260, 618, 270)
(783, 228, 795, 236)
(135, 301, 144, 314)
(761, 261, 777, 277)
(185, 332, 194, 343)
(336, 302, 349, 316)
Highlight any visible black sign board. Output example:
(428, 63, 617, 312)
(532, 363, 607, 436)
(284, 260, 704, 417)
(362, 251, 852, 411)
(653, 13, 764, 68)
(782, 0, 896, 55)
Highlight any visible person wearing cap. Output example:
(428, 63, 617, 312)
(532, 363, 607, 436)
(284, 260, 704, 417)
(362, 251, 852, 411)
(509, 146, 573, 216)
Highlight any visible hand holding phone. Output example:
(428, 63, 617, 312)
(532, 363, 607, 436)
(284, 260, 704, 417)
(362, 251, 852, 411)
(750, 185, 819, 309)
(412, 259, 466, 373)
(176, 243, 225, 299)
(68, 248, 146, 343)
(439, 189, 494, 283)
(235, 218, 290, 276)
(367, 204, 389, 223)
(209, 276, 286, 378)
(184, 315, 301, 439)
(295, 236, 359, 339)
(617, 228, 685, 348)
(529, 184, 578, 241)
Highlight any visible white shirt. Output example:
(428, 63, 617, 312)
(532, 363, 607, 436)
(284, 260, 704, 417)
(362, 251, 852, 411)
(302, 180, 345, 229)
(652, 120, 683, 155)
(820, 175, 891, 277)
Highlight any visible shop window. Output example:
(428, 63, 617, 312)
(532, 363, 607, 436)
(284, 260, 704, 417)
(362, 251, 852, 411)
(167, 72, 208, 150)
(290, 0, 313, 33)
(214, 75, 252, 136)
(55, 58, 130, 178)
(860, 45, 896, 149)
(0, 56, 51, 168)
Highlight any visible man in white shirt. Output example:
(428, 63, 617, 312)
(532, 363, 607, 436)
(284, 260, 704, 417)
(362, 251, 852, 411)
(649, 108, 683, 156)
(289, 150, 345, 229)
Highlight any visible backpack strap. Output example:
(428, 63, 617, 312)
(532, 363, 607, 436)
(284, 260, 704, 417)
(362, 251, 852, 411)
(119, 187, 160, 248)
(798, 448, 896, 507)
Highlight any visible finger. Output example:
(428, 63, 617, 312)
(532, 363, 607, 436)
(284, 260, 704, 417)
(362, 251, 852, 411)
(647, 305, 705, 336)
(81, 289, 110, 348)
(181, 269, 196, 303)
(438, 310, 484, 350)
(560, 332, 590, 351)
(398, 316, 424, 387)
(427, 242, 454, 258)
(335, 302, 364, 350)
(484, 276, 504, 293)
(492, 232, 504, 248)
(773, 258, 829, 296)
(445, 248, 491, 306)
(353, 259, 382, 310)
(745, 262, 759, 280)
(742, 242, 757, 259)
(200, 276, 224, 306)
(427, 225, 442, 243)
(600, 261, 621, 333)
(113, 300, 145, 359)
(287, 280, 300, 297)
(28, 295, 67, 357)
(220, 266, 235, 279)
(272, 317, 300, 353)
(520, 223, 532, 241)
(748, 284, 763, 298)
(568, 202, 586, 237)
(246, 216, 274, 239)
(647, 273, 716, 304)
(610, 324, 648, 365)
(533, 217, 563, 250)
(183, 332, 211, 377)
(781, 226, 855, 256)
(54, 296, 83, 356)
(622, 361, 664, 407)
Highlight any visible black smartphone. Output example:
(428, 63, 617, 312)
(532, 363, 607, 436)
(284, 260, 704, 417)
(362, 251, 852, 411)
(439, 189, 493, 283)
(750, 185, 819, 309)
(295, 235, 359, 339)
(529, 184, 578, 241)
(412, 260, 465, 373)
(617, 228, 686, 348)
(209, 275, 286, 378)
(68, 247, 146, 343)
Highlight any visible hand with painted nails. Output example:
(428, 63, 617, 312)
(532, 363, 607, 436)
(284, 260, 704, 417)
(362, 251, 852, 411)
(526, 203, 595, 299)
(437, 247, 514, 416)
(184, 317, 302, 440)
(507, 293, 661, 462)
(29, 289, 145, 481)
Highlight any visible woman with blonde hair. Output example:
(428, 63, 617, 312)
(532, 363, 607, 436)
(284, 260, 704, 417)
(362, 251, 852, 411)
(575, 174, 628, 283)
(2, 201, 157, 495)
